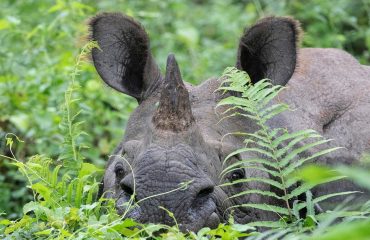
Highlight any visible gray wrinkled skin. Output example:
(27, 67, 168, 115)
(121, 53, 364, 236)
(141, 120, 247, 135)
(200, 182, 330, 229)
(90, 13, 370, 232)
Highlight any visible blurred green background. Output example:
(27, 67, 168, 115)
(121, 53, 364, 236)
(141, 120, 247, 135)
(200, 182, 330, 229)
(1, 0, 369, 219)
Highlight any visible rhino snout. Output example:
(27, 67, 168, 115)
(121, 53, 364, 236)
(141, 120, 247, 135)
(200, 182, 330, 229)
(115, 167, 219, 231)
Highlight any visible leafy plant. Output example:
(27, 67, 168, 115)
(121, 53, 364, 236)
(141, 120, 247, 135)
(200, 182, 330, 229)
(58, 41, 99, 171)
(217, 67, 363, 231)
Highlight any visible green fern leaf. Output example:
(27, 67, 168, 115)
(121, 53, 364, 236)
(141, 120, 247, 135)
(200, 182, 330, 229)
(221, 158, 278, 177)
(247, 221, 287, 228)
(296, 191, 359, 211)
(279, 139, 333, 167)
(221, 177, 284, 190)
(234, 203, 290, 215)
(283, 147, 342, 177)
(272, 129, 318, 148)
(229, 189, 282, 200)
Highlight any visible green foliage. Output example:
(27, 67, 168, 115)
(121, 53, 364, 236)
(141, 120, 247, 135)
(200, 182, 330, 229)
(218, 67, 349, 224)
(216, 67, 370, 239)
(58, 41, 100, 171)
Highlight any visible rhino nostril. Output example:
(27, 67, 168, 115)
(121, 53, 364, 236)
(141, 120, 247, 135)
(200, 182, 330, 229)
(196, 186, 214, 199)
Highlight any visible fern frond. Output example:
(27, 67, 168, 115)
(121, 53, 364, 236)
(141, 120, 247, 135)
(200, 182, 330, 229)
(221, 177, 284, 190)
(217, 67, 346, 227)
(233, 203, 290, 215)
(282, 147, 342, 178)
(223, 165, 280, 179)
(295, 191, 359, 212)
(221, 158, 279, 178)
(228, 189, 282, 200)
(272, 129, 319, 148)
(227, 147, 275, 160)
(59, 41, 98, 172)
(279, 139, 333, 168)
(259, 103, 289, 120)
(246, 221, 287, 228)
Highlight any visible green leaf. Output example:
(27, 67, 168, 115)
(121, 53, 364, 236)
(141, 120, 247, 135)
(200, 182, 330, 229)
(306, 191, 315, 217)
(248, 139, 275, 151)
(292, 165, 341, 185)
(272, 129, 318, 148)
(304, 215, 317, 228)
(0, 19, 11, 30)
(51, 165, 62, 187)
(6, 137, 13, 148)
(283, 147, 342, 177)
(35, 228, 53, 236)
(221, 177, 283, 189)
(31, 183, 52, 203)
(217, 96, 250, 108)
(254, 85, 282, 104)
(247, 220, 287, 228)
(221, 158, 278, 177)
(225, 147, 274, 162)
(233, 203, 290, 215)
(5, 215, 35, 235)
(23, 201, 43, 215)
(261, 104, 289, 122)
(223, 165, 279, 179)
(275, 135, 311, 159)
(229, 189, 282, 200)
(311, 191, 358, 208)
(231, 223, 255, 232)
(75, 178, 85, 207)
(0, 219, 11, 226)
(279, 139, 332, 167)
(285, 183, 316, 200)
(336, 165, 370, 191)
(309, 220, 370, 240)
(78, 163, 102, 178)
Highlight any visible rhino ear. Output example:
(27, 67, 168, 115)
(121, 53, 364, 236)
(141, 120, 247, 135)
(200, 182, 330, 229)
(89, 13, 162, 102)
(236, 17, 301, 86)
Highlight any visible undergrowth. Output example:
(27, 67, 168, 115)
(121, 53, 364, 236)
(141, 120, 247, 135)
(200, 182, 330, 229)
(2, 0, 370, 221)
(0, 54, 369, 239)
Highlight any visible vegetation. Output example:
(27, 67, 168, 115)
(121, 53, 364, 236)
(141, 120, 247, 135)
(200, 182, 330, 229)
(2, 62, 370, 238)
(1, 0, 370, 239)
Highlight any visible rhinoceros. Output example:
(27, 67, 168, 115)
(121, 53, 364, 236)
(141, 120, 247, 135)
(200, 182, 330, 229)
(89, 12, 370, 232)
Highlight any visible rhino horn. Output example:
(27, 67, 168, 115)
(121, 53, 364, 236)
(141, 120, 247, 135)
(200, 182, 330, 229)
(152, 54, 195, 132)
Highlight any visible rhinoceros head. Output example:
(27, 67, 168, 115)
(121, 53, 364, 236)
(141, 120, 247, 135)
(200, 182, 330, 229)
(89, 12, 300, 232)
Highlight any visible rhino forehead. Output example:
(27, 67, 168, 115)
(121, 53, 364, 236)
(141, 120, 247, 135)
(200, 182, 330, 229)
(123, 77, 254, 147)
(133, 145, 212, 178)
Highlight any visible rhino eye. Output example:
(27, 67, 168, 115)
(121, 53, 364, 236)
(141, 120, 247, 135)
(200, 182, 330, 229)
(114, 162, 125, 178)
(230, 169, 245, 182)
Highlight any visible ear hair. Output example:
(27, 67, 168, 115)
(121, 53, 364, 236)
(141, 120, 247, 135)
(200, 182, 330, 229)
(251, 16, 302, 50)
(88, 12, 162, 102)
(237, 16, 302, 86)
